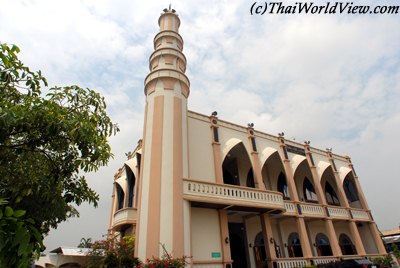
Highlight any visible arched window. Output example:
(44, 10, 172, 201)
(288, 232, 303, 257)
(315, 233, 333, 256)
(116, 183, 125, 210)
(303, 177, 318, 203)
(325, 182, 340, 206)
(277, 172, 290, 199)
(222, 142, 252, 187)
(254, 232, 267, 265)
(339, 234, 357, 255)
(125, 165, 136, 208)
(343, 178, 359, 203)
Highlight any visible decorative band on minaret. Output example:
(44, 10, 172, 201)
(144, 6, 190, 98)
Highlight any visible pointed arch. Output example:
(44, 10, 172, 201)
(316, 161, 331, 178)
(293, 159, 317, 202)
(338, 166, 352, 182)
(115, 183, 125, 210)
(261, 150, 287, 193)
(290, 155, 307, 175)
(320, 167, 341, 206)
(222, 138, 242, 160)
(343, 173, 361, 208)
(260, 147, 280, 167)
(125, 155, 139, 182)
(125, 164, 136, 208)
(222, 142, 254, 187)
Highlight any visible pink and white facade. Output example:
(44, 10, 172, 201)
(108, 8, 386, 268)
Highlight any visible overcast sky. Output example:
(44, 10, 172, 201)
(1, 0, 399, 251)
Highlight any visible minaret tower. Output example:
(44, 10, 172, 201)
(135, 7, 190, 259)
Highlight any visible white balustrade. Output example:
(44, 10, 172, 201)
(183, 179, 285, 209)
(327, 207, 349, 219)
(351, 209, 370, 220)
(312, 257, 338, 265)
(274, 259, 307, 268)
(284, 201, 297, 214)
(300, 203, 325, 217)
(113, 208, 137, 227)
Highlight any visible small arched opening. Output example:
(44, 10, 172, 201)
(115, 183, 125, 210)
(303, 177, 318, 203)
(315, 233, 333, 256)
(125, 164, 136, 208)
(288, 232, 303, 257)
(325, 181, 340, 206)
(277, 172, 290, 200)
(339, 234, 357, 255)
(253, 232, 267, 268)
(343, 174, 361, 208)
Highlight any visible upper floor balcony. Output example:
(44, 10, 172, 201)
(112, 207, 137, 231)
(183, 178, 285, 213)
(282, 201, 370, 222)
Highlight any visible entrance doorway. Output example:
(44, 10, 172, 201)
(254, 232, 267, 268)
(228, 223, 249, 268)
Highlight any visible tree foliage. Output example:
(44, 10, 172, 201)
(0, 42, 119, 245)
(0, 198, 43, 268)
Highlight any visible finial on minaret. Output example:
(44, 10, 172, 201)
(163, 4, 176, 13)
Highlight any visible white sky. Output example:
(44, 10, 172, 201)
(1, 0, 399, 251)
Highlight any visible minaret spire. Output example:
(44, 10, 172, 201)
(144, 6, 190, 98)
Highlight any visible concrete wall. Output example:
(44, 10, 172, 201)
(191, 208, 222, 262)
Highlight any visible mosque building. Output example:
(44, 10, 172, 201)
(108, 7, 386, 268)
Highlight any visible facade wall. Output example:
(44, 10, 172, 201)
(188, 116, 215, 182)
(187, 115, 217, 182)
(191, 208, 222, 262)
(358, 224, 378, 254)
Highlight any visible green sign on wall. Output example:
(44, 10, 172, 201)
(211, 252, 221, 258)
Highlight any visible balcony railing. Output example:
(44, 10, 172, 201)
(274, 259, 307, 268)
(284, 201, 297, 215)
(112, 207, 137, 229)
(312, 257, 339, 265)
(327, 206, 350, 219)
(350, 209, 370, 221)
(183, 179, 285, 212)
(299, 203, 325, 217)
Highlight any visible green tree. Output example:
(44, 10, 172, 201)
(0, 198, 43, 268)
(0, 42, 119, 260)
